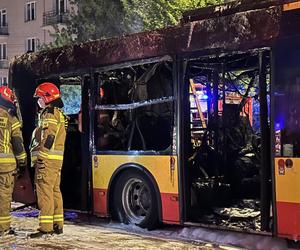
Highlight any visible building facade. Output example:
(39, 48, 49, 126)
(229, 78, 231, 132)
(0, 0, 71, 85)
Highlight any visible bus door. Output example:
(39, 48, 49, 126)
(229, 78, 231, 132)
(273, 38, 300, 241)
(59, 76, 89, 211)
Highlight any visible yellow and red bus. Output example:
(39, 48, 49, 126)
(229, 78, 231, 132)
(10, 0, 300, 241)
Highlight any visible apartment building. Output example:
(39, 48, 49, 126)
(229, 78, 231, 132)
(0, 0, 71, 85)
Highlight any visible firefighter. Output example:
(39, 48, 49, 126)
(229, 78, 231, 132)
(0, 86, 27, 236)
(30, 82, 67, 237)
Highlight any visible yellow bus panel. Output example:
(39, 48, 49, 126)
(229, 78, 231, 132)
(93, 155, 178, 194)
(275, 157, 300, 203)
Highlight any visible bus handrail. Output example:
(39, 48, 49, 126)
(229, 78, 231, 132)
(95, 96, 174, 111)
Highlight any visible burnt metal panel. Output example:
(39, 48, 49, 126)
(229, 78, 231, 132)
(181, 6, 281, 53)
(11, 6, 281, 79)
(181, 0, 293, 23)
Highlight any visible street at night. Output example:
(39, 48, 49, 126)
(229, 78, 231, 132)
(0, 206, 289, 249)
(2, 0, 300, 249)
(0, 215, 226, 250)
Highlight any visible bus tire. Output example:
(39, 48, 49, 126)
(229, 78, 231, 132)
(113, 169, 159, 230)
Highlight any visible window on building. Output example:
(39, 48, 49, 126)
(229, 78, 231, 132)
(0, 77, 7, 85)
(26, 38, 39, 52)
(0, 43, 7, 60)
(0, 9, 7, 27)
(56, 0, 67, 14)
(25, 2, 36, 22)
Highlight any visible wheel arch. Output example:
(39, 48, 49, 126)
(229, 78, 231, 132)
(107, 163, 162, 222)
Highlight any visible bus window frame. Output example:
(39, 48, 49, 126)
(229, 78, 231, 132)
(92, 55, 176, 156)
(270, 47, 277, 237)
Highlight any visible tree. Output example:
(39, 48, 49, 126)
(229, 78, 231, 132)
(48, 0, 224, 48)
(122, 0, 224, 31)
(47, 0, 131, 47)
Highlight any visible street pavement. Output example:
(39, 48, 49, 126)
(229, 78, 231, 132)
(0, 216, 240, 250)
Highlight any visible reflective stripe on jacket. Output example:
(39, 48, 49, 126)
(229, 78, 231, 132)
(0, 106, 26, 172)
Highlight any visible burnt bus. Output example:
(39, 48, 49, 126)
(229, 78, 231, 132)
(10, 0, 300, 242)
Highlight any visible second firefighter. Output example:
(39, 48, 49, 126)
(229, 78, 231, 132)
(30, 82, 68, 237)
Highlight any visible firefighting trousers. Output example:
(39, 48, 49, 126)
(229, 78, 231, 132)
(0, 170, 15, 232)
(35, 160, 63, 233)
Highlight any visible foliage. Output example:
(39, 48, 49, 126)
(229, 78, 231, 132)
(48, 0, 224, 48)
(47, 0, 131, 48)
(122, 0, 225, 31)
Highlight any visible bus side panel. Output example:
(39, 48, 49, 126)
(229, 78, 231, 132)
(275, 158, 300, 240)
(92, 155, 180, 224)
(160, 193, 180, 224)
(93, 188, 108, 217)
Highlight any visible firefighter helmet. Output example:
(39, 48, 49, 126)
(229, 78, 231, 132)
(0, 86, 15, 104)
(34, 82, 60, 104)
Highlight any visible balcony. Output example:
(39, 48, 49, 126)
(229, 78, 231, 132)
(43, 10, 68, 26)
(0, 60, 9, 69)
(0, 25, 8, 35)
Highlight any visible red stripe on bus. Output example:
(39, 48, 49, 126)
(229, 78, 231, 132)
(277, 201, 300, 240)
(93, 188, 180, 224)
(93, 188, 108, 217)
(161, 193, 180, 224)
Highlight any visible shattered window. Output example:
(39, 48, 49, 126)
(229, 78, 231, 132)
(60, 84, 81, 115)
(95, 62, 174, 153)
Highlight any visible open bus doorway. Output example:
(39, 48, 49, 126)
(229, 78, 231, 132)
(182, 50, 272, 233)
(58, 77, 83, 210)
(36, 75, 90, 211)
(12, 73, 89, 211)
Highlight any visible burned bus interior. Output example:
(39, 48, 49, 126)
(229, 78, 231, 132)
(94, 60, 174, 154)
(182, 49, 271, 232)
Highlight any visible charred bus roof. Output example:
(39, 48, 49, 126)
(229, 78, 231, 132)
(181, 0, 298, 23)
(10, 0, 300, 79)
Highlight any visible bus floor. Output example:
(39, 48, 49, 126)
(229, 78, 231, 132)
(190, 198, 261, 232)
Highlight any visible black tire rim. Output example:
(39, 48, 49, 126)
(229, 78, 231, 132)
(122, 177, 151, 224)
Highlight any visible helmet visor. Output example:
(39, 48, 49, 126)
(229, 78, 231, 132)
(37, 98, 46, 109)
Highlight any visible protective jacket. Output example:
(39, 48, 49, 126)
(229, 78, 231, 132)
(31, 107, 67, 166)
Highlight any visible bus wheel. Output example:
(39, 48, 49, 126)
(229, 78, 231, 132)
(113, 170, 159, 230)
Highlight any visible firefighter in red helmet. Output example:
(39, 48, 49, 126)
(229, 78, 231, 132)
(0, 86, 27, 236)
(30, 82, 67, 237)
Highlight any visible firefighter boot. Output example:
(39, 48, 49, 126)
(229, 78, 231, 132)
(29, 229, 53, 238)
(0, 228, 15, 237)
(53, 224, 63, 235)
